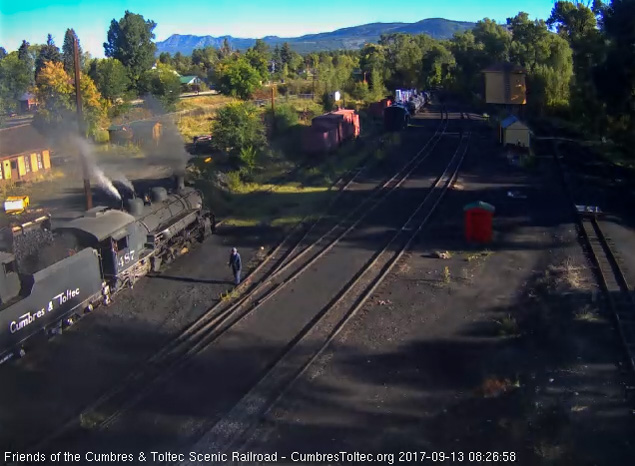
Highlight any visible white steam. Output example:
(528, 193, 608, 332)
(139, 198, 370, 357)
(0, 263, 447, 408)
(72, 136, 122, 200)
(111, 172, 135, 194)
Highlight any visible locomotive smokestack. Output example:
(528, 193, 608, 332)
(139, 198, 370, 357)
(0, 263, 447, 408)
(175, 175, 185, 191)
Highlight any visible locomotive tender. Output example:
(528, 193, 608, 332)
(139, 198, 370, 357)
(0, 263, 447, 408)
(0, 176, 213, 364)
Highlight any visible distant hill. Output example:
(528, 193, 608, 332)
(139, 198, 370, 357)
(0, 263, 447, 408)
(156, 18, 475, 56)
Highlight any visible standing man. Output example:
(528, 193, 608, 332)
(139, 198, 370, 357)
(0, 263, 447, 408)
(228, 247, 242, 286)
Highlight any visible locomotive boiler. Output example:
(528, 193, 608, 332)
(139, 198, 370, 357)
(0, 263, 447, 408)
(0, 176, 213, 364)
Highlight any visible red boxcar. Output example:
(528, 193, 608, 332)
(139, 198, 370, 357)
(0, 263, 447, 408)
(332, 109, 361, 139)
(302, 126, 339, 154)
(312, 113, 345, 145)
(368, 99, 392, 118)
(306, 109, 361, 154)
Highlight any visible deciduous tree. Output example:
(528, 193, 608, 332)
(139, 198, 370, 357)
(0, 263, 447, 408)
(33, 60, 106, 135)
(0, 52, 32, 113)
(90, 58, 130, 104)
(215, 57, 262, 99)
(137, 63, 181, 111)
(104, 10, 157, 88)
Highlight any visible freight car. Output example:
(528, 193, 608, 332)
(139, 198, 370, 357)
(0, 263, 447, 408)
(302, 109, 361, 154)
(384, 103, 411, 131)
(407, 94, 426, 115)
(0, 176, 214, 364)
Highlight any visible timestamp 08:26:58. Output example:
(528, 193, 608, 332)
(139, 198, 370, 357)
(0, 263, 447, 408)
(397, 451, 517, 462)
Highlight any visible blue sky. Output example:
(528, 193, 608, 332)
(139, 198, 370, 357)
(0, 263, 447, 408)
(0, 0, 557, 58)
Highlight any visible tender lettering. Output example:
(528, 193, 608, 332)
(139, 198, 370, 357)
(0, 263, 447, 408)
(53, 288, 80, 305)
(8, 288, 80, 334)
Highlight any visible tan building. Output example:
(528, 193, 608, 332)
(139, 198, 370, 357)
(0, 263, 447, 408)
(0, 124, 52, 182)
(500, 115, 530, 148)
(483, 63, 527, 105)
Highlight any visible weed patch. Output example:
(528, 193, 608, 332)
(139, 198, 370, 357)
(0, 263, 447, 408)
(544, 258, 586, 291)
(495, 314, 520, 337)
(465, 250, 493, 262)
(480, 376, 520, 398)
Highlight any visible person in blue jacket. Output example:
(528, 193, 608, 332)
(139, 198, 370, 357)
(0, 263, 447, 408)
(228, 247, 242, 286)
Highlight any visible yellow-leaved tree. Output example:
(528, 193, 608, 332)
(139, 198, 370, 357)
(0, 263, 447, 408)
(34, 60, 107, 137)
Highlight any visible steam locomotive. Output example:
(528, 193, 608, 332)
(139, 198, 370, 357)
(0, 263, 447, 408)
(384, 103, 411, 131)
(0, 176, 214, 364)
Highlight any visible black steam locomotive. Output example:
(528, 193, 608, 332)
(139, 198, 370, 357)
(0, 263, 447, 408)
(0, 177, 213, 364)
(384, 103, 411, 131)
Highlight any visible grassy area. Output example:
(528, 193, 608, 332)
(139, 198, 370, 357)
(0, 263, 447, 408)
(177, 114, 216, 141)
(94, 143, 145, 160)
(214, 129, 400, 228)
(176, 95, 236, 112)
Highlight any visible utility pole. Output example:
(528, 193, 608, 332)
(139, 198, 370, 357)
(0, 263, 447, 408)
(271, 85, 276, 135)
(74, 36, 92, 210)
(312, 70, 316, 101)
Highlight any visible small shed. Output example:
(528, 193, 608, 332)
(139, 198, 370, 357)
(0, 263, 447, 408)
(500, 115, 530, 148)
(109, 120, 162, 146)
(107, 124, 133, 145)
(18, 93, 38, 113)
(129, 120, 162, 146)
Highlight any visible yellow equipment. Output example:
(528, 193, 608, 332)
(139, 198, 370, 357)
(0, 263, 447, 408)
(4, 196, 30, 215)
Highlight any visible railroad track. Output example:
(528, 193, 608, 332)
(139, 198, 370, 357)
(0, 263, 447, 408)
(551, 140, 635, 377)
(19, 106, 450, 459)
(181, 129, 472, 465)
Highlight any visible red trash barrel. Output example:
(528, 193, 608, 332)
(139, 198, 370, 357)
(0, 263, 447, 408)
(464, 201, 495, 243)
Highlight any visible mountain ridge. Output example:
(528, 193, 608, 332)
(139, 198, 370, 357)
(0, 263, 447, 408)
(156, 18, 475, 55)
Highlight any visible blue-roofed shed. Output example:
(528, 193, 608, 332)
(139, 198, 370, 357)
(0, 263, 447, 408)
(499, 115, 530, 147)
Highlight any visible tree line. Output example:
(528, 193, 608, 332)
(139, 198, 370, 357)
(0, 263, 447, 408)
(0, 1, 632, 147)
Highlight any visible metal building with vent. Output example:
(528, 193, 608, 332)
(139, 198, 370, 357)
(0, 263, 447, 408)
(483, 62, 527, 105)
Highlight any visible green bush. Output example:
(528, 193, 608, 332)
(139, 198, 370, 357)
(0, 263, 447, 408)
(212, 102, 266, 158)
(92, 129, 110, 144)
(238, 145, 257, 173)
(226, 171, 243, 192)
(267, 103, 299, 134)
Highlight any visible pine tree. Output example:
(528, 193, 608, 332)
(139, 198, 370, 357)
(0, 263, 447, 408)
(35, 34, 62, 78)
(17, 40, 30, 61)
(62, 28, 82, 75)
(220, 38, 232, 58)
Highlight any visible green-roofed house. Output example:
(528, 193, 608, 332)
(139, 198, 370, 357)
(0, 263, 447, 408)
(180, 76, 201, 93)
